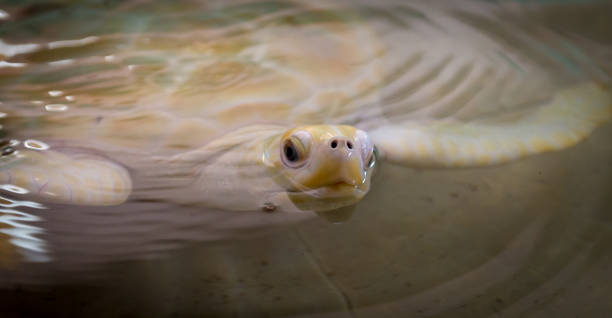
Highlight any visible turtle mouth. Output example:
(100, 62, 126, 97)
(326, 181, 361, 191)
(287, 184, 366, 210)
(302, 181, 368, 199)
(285, 181, 370, 212)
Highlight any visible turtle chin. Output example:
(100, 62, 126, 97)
(316, 182, 369, 198)
(287, 181, 370, 212)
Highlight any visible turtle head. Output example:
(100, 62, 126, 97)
(272, 125, 377, 211)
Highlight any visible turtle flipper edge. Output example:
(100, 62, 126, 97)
(370, 82, 612, 167)
(1, 149, 131, 206)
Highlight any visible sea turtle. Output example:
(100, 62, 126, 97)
(0, 0, 611, 215)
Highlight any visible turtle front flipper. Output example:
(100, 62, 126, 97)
(369, 83, 612, 167)
(1, 146, 131, 206)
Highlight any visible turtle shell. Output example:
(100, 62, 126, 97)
(1, 3, 381, 157)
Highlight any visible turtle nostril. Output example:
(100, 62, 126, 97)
(347, 141, 353, 149)
(330, 140, 338, 149)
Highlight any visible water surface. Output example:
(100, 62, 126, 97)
(0, 0, 611, 317)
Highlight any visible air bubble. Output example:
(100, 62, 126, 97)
(24, 139, 50, 151)
(48, 90, 64, 97)
(45, 104, 68, 112)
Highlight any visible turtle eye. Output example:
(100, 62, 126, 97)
(281, 133, 310, 168)
(284, 142, 299, 162)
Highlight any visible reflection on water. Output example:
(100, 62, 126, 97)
(0, 0, 611, 317)
(0, 184, 48, 263)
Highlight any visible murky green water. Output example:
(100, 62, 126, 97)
(0, 0, 611, 317)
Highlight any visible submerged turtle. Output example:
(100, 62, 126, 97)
(0, 1, 611, 215)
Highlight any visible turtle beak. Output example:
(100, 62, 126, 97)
(320, 136, 366, 188)
(339, 152, 366, 186)
(330, 136, 366, 184)
(300, 136, 367, 189)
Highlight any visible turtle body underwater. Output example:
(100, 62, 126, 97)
(0, 0, 611, 216)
